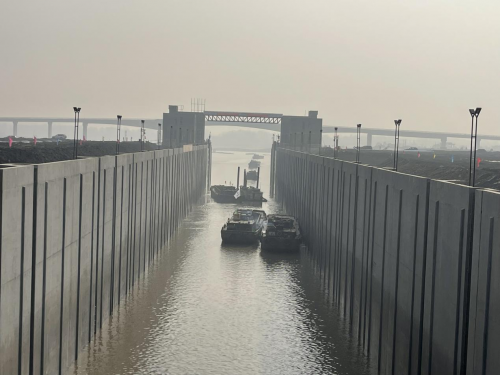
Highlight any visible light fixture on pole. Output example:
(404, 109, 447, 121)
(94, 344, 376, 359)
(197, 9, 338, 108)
(170, 125, 173, 149)
(319, 129, 323, 156)
(308, 130, 312, 153)
(141, 120, 145, 151)
(468, 109, 475, 185)
(73, 107, 81, 159)
(116, 115, 122, 155)
(469, 108, 482, 186)
(356, 124, 362, 163)
(157, 123, 162, 150)
(394, 119, 402, 170)
(334, 127, 338, 158)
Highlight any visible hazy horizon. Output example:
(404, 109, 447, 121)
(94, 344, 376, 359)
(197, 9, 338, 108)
(1, 0, 499, 134)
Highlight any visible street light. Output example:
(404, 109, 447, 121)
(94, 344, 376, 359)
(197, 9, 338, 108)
(157, 123, 162, 150)
(469, 108, 482, 186)
(334, 127, 338, 158)
(319, 129, 323, 156)
(116, 115, 122, 155)
(141, 120, 145, 151)
(356, 124, 362, 163)
(394, 119, 402, 170)
(73, 107, 81, 159)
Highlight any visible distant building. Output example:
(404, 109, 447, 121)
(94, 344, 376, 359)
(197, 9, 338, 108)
(163, 105, 205, 148)
(280, 111, 322, 154)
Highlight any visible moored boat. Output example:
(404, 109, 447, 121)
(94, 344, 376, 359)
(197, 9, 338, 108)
(260, 215, 301, 252)
(246, 170, 258, 180)
(221, 209, 267, 243)
(235, 186, 267, 203)
(248, 160, 260, 169)
(210, 185, 237, 203)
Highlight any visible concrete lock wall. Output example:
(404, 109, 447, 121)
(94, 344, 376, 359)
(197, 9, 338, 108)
(0, 146, 208, 375)
(274, 147, 500, 375)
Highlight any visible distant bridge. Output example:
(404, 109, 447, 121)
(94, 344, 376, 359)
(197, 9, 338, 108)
(0, 112, 282, 138)
(322, 126, 500, 147)
(1, 115, 499, 147)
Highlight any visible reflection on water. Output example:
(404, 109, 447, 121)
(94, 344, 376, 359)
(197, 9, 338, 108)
(71, 151, 373, 375)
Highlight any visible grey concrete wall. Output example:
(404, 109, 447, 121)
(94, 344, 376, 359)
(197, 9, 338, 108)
(467, 188, 500, 375)
(275, 147, 497, 375)
(0, 165, 34, 375)
(0, 145, 208, 374)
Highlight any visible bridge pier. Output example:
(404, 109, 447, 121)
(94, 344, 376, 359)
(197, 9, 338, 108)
(48, 122, 53, 138)
(367, 133, 372, 147)
(440, 136, 447, 149)
(82, 123, 88, 140)
(13, 121, 18, 137)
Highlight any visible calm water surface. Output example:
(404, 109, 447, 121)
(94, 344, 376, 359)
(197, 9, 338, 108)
(71, 151, 373, 375)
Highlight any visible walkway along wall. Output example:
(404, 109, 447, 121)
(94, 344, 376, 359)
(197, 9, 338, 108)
(0, 145, 208, 375)
(274, 147, 499, 375)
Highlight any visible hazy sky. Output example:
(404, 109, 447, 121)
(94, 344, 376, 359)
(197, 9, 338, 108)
(1, 0, 499, 134)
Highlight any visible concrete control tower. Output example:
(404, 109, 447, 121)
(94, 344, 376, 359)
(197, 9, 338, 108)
(163, 105, 206, 148)
(280, 111, 322, 154)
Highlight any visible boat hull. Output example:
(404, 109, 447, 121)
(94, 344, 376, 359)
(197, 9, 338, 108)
(210, 186, 237, 203)
(211, 191, 236, 203)
(221, 229, 261, 243)
(260, 237, 301, 252)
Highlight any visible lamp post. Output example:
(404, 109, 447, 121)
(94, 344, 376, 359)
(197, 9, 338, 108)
(141, 120, 145, 151)
(170, 125, 173, 149)
(73, 107, 81, 159)
(394, 119, 402, 170)
(157, 123, 162, 150)
(116, 115, 122, 155)
(334, 127, 338, 158)
(469, 108, 482, 186)
(308, 130, 312, 153)
(356, 124, 361, 163)
(319, 129, 323, 156)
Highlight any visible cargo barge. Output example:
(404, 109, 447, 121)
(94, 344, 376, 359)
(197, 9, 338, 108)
(210, 185, 238, 203)
(248, 160, 261, 169)
(246, 170, 258, 181)
(210, 166, 266, 203)
(221, 209, 267, 243)
(260, 215, 301, 252)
